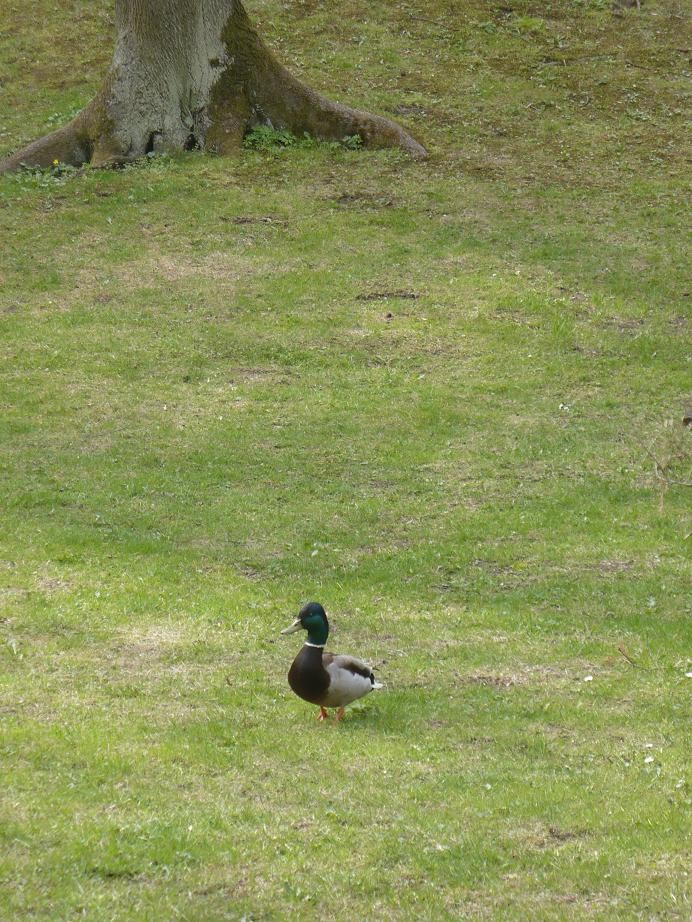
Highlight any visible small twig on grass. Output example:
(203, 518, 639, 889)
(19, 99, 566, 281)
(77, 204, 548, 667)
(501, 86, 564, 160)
(617, 643, 638, 667)
(540, 53, 667, 74)
(623, 60, 666, 73)
(406, 14, 459, 34)
(541, 53, 616, 66)
(656, 475, 692, 487)
(642, 443, 692, 488)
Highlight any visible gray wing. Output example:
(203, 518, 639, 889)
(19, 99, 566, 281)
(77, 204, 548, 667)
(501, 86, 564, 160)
(331, 653, 375, 682)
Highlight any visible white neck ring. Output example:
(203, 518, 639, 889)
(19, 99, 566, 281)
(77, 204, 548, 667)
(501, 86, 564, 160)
(304, 641, 325, 648)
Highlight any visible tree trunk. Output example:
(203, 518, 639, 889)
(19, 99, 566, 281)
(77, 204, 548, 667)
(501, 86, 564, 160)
(0, 0, 425, 173)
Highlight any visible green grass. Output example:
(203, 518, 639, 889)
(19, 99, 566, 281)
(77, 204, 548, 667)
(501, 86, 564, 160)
(1, 1, 690, 919)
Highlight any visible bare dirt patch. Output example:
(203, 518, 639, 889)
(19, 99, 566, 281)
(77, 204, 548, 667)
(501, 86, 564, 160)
(0, 586, 28, 600)
(595, 559, 634, 574)
(356, 290, 419, 301)
(513, 822, 588, 851)
(225, 215, 288, 227)
(36, 576, 72, 592)
(113, 623, 184, 674)
(331, 191, 396, 208)
(137, 251, 244, 284)
(458, 673, 515, 689)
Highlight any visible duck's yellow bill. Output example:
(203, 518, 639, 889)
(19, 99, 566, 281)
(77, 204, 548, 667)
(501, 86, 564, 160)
(281, 619, 302, 635)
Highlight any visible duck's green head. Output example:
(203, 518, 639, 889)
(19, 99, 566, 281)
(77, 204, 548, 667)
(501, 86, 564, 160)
(281, 601, 329, 646)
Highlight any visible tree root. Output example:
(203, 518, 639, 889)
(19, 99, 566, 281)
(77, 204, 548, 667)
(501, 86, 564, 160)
(0, 113, 93, 174)
(206, 50, 427, 160)
(210, 3, 427, 159)
(245, 58, 427, 159)
(0, 93, 121, 173)
(0, 3, 426, 174)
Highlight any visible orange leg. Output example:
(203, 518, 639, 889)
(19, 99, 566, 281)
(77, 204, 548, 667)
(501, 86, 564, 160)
(316, 706, 329, 721)
(335, 707, 346, 722)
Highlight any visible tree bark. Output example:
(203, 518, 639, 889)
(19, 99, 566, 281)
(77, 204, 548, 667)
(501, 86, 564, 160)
(0, 0, 426, 173)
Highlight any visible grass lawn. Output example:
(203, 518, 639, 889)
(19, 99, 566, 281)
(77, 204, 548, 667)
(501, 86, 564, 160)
(0, 1, 690, 918)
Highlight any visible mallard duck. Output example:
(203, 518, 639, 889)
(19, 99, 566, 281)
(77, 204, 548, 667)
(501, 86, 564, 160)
(281, 601, 382, 720)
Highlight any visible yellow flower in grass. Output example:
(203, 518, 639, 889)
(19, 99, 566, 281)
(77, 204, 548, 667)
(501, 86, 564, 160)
(52, 159, 59, 166)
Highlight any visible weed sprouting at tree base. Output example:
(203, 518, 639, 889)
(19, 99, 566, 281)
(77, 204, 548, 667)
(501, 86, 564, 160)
(242, 126, 363, 153)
